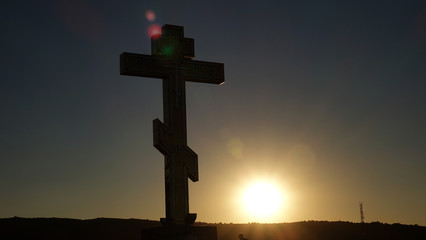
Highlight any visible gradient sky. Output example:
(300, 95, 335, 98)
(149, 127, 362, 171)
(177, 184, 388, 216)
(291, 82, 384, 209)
(1, 0, 425, 225)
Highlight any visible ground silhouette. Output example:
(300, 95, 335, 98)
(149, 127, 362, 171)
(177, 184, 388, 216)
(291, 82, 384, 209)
(1, 217, 425, 240)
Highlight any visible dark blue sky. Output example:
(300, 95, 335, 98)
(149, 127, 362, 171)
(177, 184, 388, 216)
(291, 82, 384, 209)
(1, 0, 425, 224)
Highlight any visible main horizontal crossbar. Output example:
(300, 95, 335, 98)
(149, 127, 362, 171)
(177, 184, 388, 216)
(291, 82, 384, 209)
(120, 52, 224, 84)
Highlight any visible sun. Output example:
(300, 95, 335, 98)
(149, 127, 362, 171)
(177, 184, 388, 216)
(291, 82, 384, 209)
(242, 181, 284, 221)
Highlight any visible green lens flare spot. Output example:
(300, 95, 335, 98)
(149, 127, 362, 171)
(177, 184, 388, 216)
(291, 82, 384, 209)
(162, 45, 174, 57)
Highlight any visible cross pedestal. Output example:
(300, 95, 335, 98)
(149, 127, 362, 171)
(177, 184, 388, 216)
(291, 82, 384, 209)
(120, 24, 224, 239)
(141, 225, 217, 240)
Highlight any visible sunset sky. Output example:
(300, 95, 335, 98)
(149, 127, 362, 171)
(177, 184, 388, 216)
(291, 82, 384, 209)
(1, 0, 425, 225)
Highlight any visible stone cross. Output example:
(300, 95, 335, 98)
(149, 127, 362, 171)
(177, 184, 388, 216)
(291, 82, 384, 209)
(120, 24, 224, 225)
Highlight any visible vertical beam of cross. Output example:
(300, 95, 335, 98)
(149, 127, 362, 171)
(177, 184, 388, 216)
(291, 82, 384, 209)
(120, 24, 224, 225)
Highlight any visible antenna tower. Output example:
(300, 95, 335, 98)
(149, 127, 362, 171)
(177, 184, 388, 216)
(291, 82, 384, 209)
(359, 202, 365, 223)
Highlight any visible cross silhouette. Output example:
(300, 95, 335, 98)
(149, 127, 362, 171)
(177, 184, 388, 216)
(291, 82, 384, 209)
(120, 24, 224, 225)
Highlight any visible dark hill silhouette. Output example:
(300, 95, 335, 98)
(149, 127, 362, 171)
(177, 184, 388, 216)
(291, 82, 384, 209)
(218, 221, 426, 240)
(0, 217, 161, 240)
(1, 217, 425, 240)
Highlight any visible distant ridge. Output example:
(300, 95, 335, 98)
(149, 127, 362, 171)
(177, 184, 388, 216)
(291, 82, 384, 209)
(1, 217, 425, 240)
(0, 217, 161, 240)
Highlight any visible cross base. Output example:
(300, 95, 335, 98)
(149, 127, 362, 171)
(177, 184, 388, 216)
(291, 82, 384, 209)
(141, 225, 217, 240)
(160, 213, 197, 226)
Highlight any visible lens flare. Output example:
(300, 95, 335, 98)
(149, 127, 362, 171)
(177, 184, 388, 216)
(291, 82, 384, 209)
(147, 24, 161, 39)
(145, 10, 156, 21)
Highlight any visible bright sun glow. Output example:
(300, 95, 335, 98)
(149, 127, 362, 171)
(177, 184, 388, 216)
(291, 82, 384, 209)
(242, 181, 284, 221)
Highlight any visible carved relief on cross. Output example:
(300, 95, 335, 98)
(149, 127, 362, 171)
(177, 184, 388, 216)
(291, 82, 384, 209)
(120, 24, 224, 225)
